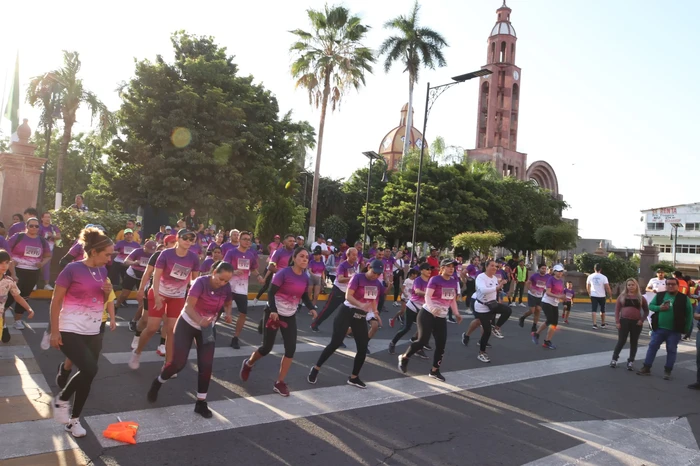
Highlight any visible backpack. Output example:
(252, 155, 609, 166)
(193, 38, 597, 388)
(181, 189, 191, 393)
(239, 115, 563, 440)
(12, 233, 49, 251)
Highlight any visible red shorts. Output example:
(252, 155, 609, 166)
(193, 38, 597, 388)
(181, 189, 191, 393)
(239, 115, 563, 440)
(147, 288, 186, 319)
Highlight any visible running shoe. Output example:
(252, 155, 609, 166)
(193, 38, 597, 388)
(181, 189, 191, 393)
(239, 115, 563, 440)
(627, 361, 634, 371)
(682, 336, 691, 342)
(13, 320, 25, 330)
(44, 284, 54, 291)
(486, 342, 492, 348)
(409, 337, 417, 343)
(415, 349, 429, 359)
(40, 331, 51, 350)
(423, 344, 433, 351)
(592, 324, 598, 330)
(156, 344, 166, 356)
(252, 299, 259, 307)
(389, 318, 395, 328)
(542, 340, 556, 350)
(663, 369, 672, 381)
(688, 382, 700, 390)
(518, 316, 525, 328)
(465, 309, 473, 315)
(230, 336, 240, 349)
(128, 320, 137, 332)
(564, 319, 569, 324)
(531, 332, 539, 345)
(477, 352, 491, 363)
(273, 380, 290, 397)
(366, 345, 371, 355)
(393, 301, 400, 307)
(347, 376, 367, 389)
(601, 323, 607, 329)
(530, 323, 537, 333)
(147, 379, 162, 403)
(398, 355, 408, 374)
(637, 365, 651, 376)
(509, 303, 515, 307)
(519, 303, 526, 307)
(429, 370, 446, 382)
(240, 359, 252, 382)
(310, 326, 320, 333)
(56, 363, 71, 389)
(194, 400, 213, 418)
(462, 333, 470, 346)
(308, 367, 319, 384)
(131, 336, 139, 350)
(128, 351, 140, 370)
(53, 396, 70, 424)
(388, 342, 396, 354)
(447, 317, 457, 324)
(609, 360, 617, 368)
(64, 418, 86, 438)
(492, 328, 504, 339)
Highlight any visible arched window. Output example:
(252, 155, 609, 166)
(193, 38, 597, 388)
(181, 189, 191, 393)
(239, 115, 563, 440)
(511, 43, 516, 63)
(500, 42, 506, 62)
(478, 82, 489, 148)
(490, 42, 496, 63)
(512, 83, 520, 111)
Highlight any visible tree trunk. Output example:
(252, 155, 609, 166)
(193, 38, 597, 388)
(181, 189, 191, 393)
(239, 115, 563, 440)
(307, 71, 331, 244)
(55, 116, 74, 210)
(401, 76, 415, 171)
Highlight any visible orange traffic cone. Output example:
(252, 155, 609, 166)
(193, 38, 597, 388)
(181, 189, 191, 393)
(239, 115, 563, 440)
(103, 421, 139, 444)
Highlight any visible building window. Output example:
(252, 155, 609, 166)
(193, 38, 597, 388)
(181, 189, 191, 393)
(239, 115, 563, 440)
(500, 42, 506, 62)
(655, 244, 672, 253)
(686, 223, 700, 230)
(647, 222, 664, 231)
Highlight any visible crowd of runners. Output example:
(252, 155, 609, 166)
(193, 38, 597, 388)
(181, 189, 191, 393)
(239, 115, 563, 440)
(1, 206, 699, 439)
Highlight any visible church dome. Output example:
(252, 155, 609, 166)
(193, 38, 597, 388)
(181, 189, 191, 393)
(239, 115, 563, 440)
(378, 104, 426, 171)
(490, 22, 516, 37)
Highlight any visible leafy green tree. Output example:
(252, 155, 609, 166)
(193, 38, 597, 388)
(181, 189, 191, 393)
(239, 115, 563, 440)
(379, 1, 447, 163)
(534, 223, 579, 254)
(322, 215, 348, 242)
(290, 4, 375, 241)
(342, 166, 387, 243)
(574, 253, 638, 287)
(105, 32, 307, 222)
(453, 231, 505, 257)
(0, 132, 8, 152)
(51, 207, 132, 244)
(650, 261, 674, 274)
(27, 51, 115, 209)
(255, 196, 297, 243)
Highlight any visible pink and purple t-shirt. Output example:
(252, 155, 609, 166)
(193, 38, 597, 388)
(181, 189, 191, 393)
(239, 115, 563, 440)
(224, 248, 259, 295)
(39, 224, 61, 247)
(155, 248, 200, 298)
(542, 275, 565, 306)
(308, 258, 326, 277)
(7, 233, 51, 270)
(410, 276, 429, 307)
(334, 260, 359, 292)
(221, 242, 237, 257)
(270, 247, 294, 270)
(528, 273, 550, 298)
(56, 262, 107, 335)
(201, 257, 215, 274)
(424, 275, 459, 318)
(270, 266, 309, 317)
(564, 288, 575, 302)
(114, 240, 140, 263)
(125, 247, 152, 278)
(67, 240, 84, 262)
(8, 222, 25, 237)
(344, 273, 383, 311)
(186, 275, 233, 323)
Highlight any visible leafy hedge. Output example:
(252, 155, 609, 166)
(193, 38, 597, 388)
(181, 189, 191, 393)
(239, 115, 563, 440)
(573, 252, 638, 285)
(51, 208, 132, 244)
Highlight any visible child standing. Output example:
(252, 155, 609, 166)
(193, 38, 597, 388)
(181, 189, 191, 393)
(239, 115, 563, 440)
(389, 269, 417, 328)
(563, 281, 574, 323)
(0, 250, 35, 341)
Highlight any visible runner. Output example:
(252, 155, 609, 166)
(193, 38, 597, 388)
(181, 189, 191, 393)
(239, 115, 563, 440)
(472, 259, 512, 362)
(201, 246, 223, 273)
(308, 246, 326, 309)
(115, 240, 157, 310)
(307, 259, 384, 388)
(9, 208, 39, 236)
(146, 262, 234, 417)
(311, 247, 360, 331)
(155, 225, 167, 244)
(221, 229, 240, 257)
(389, 265, 427, 354)
(586, 263, 612, 329)
(389, 267, 417, 328)
(129, 229, 200, 369)
(50, 227, 114, 438)
(206, 231, 225, 255)
(223, 231, 264, 349)
(518, 263, 549, 333)
(254, 234, 295, 305)
(5, 217, 51, 329)
(533, 264, 566, 349)
(398, 259, 462, 382)
(610, 278, 648, 370)
(39, 212, 61, 290)
(562, 281, 575, 323)
(110, 228, 140, 288)
(240, 247, 316, 396)
(465, 256, 481, 305)
(0, 250, 35, 325)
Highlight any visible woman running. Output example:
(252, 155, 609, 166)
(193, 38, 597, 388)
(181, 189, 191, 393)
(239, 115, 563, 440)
(562, 281, 574, 323)
(239, 247, 316, 397)
(610, 278, 649, 370)
(115, 240, 157, 309)
(472, 259, 513, 362)
(533, 264, 566, 350)
(146, 261, 234, 417)
(50, 227, 114, 438)
(307, 259, 385, 388)
(398, 259, 462, 382)
(389, 267, 419, 328)
(39, 212, 61, 290)
(389, 265, 429, 354)
(201, 246, 223, 274)
(308, 247, 326, 309)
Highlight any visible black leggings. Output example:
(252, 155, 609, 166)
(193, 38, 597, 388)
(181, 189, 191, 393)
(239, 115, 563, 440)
(312, 285, 345, 329)
(316, 304, 369, 376)
(612, 318, 643, 362)
(393, 269, 404, 301)
(404, 309, 446, 368)
(6, 268, 39, 313)
(58, 332, 102, 418)
(258, 308, 297, 358)
(161, 317, 215, 393)
(515, 282, 526, 303)
(255, 272, 273, 300)
(391, 303, 418, 344)
(475, 303, 512, 352)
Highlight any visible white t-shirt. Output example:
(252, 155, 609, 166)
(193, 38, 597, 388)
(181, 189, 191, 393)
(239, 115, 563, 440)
(586, 272, 609, 298)
(401, 277, 414, 301)
(474, 273, 499, 313)
(644, 277, 666, 309)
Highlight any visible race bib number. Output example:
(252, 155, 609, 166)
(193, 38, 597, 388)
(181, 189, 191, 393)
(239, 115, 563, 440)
(364, 286, 378, 300)
(170, 263, 191, 280)
(138, 257, 150, 267)
(536, 280, 546, 289)
(24, 246, 42, 258)
(237, 258, 250, 271)
(347, 268, 355, 278)
(123, 247, 135, 255)
(441, 288, 456, 300)
(384, 263, 392, 272)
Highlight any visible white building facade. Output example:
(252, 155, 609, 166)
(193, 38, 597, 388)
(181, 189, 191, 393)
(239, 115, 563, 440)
(641, 203, 700, 272)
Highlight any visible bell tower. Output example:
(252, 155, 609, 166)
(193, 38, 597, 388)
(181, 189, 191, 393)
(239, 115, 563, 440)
(466, 1, 526, 180)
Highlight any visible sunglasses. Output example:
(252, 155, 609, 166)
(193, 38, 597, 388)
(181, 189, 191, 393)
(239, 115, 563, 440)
(27, 224, 40, 229)
(181, 235, 196, 242)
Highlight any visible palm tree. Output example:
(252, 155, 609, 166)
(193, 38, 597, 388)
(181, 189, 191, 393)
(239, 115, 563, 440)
(26, 51, 114, 209)
(379, 1, 448, 167)
(290, 4, 375, 242)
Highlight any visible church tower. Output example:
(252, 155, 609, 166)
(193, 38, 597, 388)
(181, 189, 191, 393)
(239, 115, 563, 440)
(466, 1, 526, 180)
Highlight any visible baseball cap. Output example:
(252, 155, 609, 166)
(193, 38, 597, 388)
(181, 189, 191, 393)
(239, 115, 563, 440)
(440, 258, 457, 267)
(274, 234, 280, 239)
(656, 268, 664, 273)
(164, 234, 177, 244)
(369, 259, 384, 274)
(177, 228, 193, 238)
(327, 238, 333, 243)
(340, 239, 346, 243)
(297, 235, 305, 240)
(419, 263, 433, 271)
(124, 228, 134, 234)
(313, 246, 322, 255)
(165, 226, 172, 230)
(552, 264, 565, 272)
(144, 240, 157, 251)
(318, 233, 325, 239)
(92, 224, 106, 232)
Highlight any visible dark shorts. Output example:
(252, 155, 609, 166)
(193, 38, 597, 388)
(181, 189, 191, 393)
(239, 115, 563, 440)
(591, 296, 606, 313)
(122, 274, 141, 291)
(542, 302, 559, 327)
(527, 294, 542, 308)
(100, 321, 106, 334)
(233, 293, 248, 315)
(563, 301, 572, 311)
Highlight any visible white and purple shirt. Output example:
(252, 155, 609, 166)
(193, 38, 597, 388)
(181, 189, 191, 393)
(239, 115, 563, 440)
(528, 273, 550, 298)
(564, 288, 575, 302)
(155, 248, 200, 298)
(334, 260, 359, 292)
(114, 240, 140, 263)
(182, 275, 233, 329)
(7, 233, 51, 270)
(39, 224, 61, 248)
(224, 248, 259, 295)
(542, 275, 565, 306)
(270, 267, 309, 317)
(8, 222, 25, 237)
(466, 264, 480, 280)
(424, 275, 458, 318)
(308, 258, 326, 277)
(56, 262, 107, 335)
(220, 242, 237, 257)
(125, 248, 152, 279)
(344, 273, 383, 311)
(410, 276, 429, 308)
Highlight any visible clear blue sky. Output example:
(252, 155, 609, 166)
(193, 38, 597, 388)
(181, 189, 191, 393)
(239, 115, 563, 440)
(2, 0, 698, 249)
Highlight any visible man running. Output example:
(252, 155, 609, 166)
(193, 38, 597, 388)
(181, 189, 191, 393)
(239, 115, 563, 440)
(519, 263, 549, 333)
(311, 247, 359, 332)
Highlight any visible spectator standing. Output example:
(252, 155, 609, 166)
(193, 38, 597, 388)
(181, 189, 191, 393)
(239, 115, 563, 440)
(69, 195, 88, 212)
(268, 235, 281, 255)
(116, 220, 141, 243)
(586, 263, 612, 329)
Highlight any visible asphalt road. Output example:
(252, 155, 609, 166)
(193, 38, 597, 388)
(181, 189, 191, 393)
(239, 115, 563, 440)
(2, 300, 700, 466)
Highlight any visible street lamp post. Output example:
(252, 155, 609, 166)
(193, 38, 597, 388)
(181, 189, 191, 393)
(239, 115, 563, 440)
(362, 150, 388, 252)
(409, 69, 493, 263)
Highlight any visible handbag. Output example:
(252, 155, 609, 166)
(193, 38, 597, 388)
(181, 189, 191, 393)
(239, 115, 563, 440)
(477, 299, 500, 312)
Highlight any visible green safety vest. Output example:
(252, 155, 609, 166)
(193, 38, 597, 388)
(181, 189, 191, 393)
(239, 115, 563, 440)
(517, 266, 527, 282)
